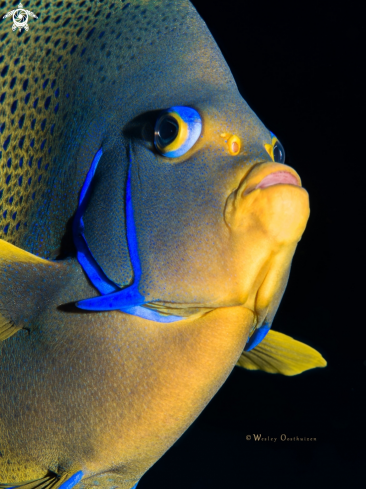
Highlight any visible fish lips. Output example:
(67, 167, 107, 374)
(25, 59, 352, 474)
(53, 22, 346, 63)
(223, 162, 310, 331)
(224, 162, 309, 244)
(234, 161, 302, 199)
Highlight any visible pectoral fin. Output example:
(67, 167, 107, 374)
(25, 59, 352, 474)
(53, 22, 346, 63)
(0, 471, 83, 489)
(237, 329, 326, 376)
(0, 313, 21, 341)
(0, 239, 58, 342)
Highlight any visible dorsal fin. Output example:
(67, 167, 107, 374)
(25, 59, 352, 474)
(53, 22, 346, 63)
(237, 329, 326, 376)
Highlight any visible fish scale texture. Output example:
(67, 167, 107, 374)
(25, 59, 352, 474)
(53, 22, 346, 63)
(0, 258, 143, 488)
(0, 1, 319, 489)
(0, 0, 193, 262)
(0, 1, 244, 488)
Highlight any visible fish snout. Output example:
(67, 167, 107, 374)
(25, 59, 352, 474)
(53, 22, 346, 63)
(222, 162, 310, 322)
(224, 162, 310, 247)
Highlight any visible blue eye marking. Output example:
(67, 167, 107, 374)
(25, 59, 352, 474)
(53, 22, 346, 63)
(154, 106, 202, 158)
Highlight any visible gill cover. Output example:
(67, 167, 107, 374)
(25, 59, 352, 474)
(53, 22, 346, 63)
(73, 147, 183, 323)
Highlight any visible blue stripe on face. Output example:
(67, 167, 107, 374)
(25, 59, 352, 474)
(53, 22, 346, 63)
(244, 324, 271, 352)
(76, 166, 145, 310)
(58, 472, 84, 489)
(74, 151, 184, 322)
(73, 147, 119, 295)
(163, 106, 202, 158)
(118, 305, 183, 323)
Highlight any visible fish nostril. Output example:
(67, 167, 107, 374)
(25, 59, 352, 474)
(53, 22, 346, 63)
(220, 133, 241, 155)
(227, 135, 241, 155)
(231, 141, 239, 153)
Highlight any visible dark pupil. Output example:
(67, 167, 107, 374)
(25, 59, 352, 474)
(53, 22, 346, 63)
(157, 116, 179, 146)
(273, 142, 285, 163)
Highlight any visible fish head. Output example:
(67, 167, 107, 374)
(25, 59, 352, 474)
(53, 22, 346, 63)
(74, 0, 309, 333)
(125, 93, 309, 325)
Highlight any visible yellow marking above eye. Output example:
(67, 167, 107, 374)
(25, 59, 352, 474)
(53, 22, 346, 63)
(265, 136, 279, 162)
(220, 133, 241, 156)
(264, 143, 274, 161)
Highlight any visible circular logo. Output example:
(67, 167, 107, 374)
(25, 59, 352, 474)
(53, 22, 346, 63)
(13, 8, 28, 28)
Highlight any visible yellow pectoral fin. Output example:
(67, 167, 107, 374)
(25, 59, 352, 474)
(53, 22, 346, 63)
(0, 313, 22, 341)
(0, 238, 51, 264)
(0, 470, 83, 489)
(237, 329, 327, 376)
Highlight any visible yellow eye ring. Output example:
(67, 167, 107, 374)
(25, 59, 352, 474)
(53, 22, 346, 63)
(154, 107, 202, 158)
(159, 112, 188, 154)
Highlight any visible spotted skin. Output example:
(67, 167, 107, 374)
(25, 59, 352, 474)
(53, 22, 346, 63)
(0, 0, 198, 260)
(0, 1, 316, 489)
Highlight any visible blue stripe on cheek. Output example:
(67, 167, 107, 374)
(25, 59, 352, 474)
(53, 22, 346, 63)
(75, 166, 145, 310)
(74, 154, 184, 322)
(73, 147, 118, 295)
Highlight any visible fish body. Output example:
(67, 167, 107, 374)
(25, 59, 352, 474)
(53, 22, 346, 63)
(0, 1, 325, 489)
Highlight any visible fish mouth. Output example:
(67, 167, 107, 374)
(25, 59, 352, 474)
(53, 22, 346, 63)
(238, 162, 302, 196)
(223, 161, 309, 332)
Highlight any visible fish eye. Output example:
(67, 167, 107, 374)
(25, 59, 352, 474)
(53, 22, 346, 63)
(270, 132, 285, 164)
(154, 106, 202, 158)
(273, 139, 285, 163)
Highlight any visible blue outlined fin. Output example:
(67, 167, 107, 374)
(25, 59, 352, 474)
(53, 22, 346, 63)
(244, 324, 271, 352)
(238, 330, 327, 375)
(0, 471, 83, 489)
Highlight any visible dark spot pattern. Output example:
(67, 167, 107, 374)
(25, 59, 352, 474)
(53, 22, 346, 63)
(0, 0, 196, 261)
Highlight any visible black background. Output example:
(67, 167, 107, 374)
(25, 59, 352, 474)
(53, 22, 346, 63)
(140, 1, 366, 488)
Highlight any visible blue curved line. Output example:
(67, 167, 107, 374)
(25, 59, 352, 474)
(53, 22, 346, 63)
(73, 147, 119, 295)
(164, 106, 202, 158)
(74, 149, 183, 322)
(119, 305, 183, 323)
(58, 472, 83, 489)
(76, 166, 145, 310)
(244, 324, 271, 352)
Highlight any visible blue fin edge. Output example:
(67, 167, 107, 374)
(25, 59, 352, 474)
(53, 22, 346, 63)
(244, 323, 271, 351)
(4, 471, 84, 489)
(58, 472, 83, 489)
